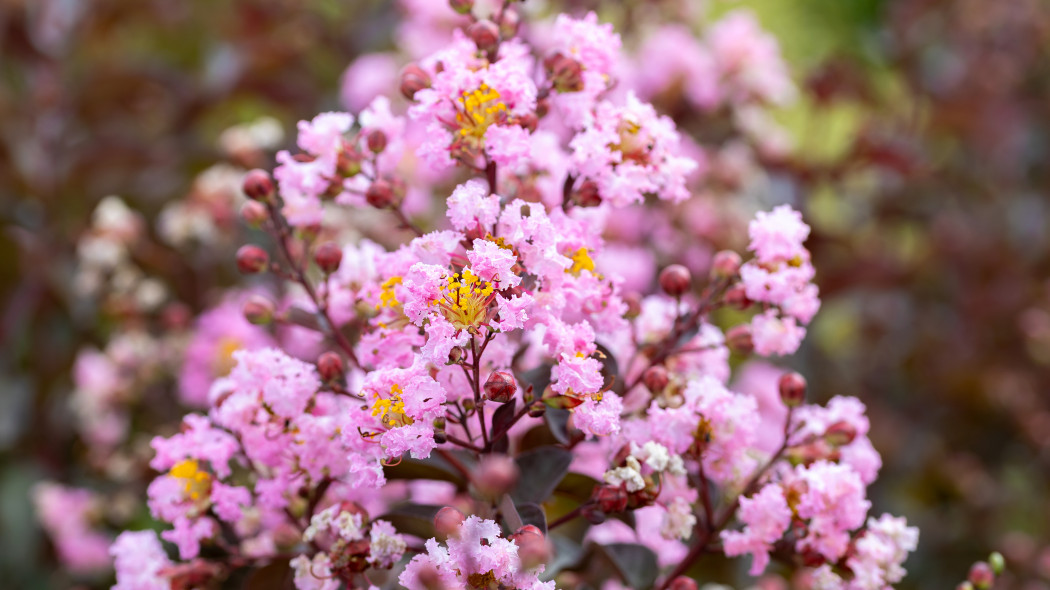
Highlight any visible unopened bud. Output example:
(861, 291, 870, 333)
(659, 264, 691, 297)
(778, 372, 807, 407)
(483, 371, 517, 403)
(337, 141, 363, 177)
(824, 420, 857, 446)
(474, 455, 519, 499)
(447, 346, 466, 365)
(510, 527, 551, 569)
(642, 366, 669, 394)
(400, 64, 431, 100)
(988, 552, 1005, 575)
(243, 295, 275, 325)
(314, 242, 343, 274)
(574, 179, 602, 207)
(366, 129, 388, 154)
(711, 250, 742, 278)
(161, 302, 192, 330)
(517, 113, 538, 133)
(366, 179, 395, 208)
(544, 53, 584, 93)
(467, 20, 500, 52)
(317, 352, 344, 382)
(726, 325, 754, 355)
(434, 506, 466, 539)
(968, 561, 994, 589)
(448, 0, 473, 15)
(461, 398, 475, 412)
(417, 565, 446, 590)
(593, 485, 628, 513)
(724, 284, 751, 310)
(242, 169, 274, 201)
(527, 402, 546, 418)
(498, 5, 520, 38)
(240, 201, 268, 228)
(668, 577, 698, 590)
(236, 245, 269, 274)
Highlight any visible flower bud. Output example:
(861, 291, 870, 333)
(483, 371, 517, 403)
(467, 20, 500, 52)
(778, 372, 807, 407)
(642, 366, 669, 394)
(317, 352, 344, 382)
(659, 264, 691, 297)
(461, 398, 475, 412)
(968, 561, 994, 589)
(314, 242, 343, 274)
(474, 455, 519, 499)
(574, 179, 602, 207)
(417, 566, 446, 590)
(724, 284, 751, 310)
(726, 325, 754, 355)
(243, 295, 275, 325)
(242, 169, 274, 201)
(544, 53, 585, 93)
(824, 420, 857, 446)
(366, 129, 388, 154)
(593, 485, 628, 513)
(988, 552, 1005, 575)
(161, 302, 192, 330)
(337, 141, 363, 177)
(447, 346, 466, 365)
(498, 5, 520, 38)
(366, 179, 395, 208)
(623, 292, 642, 319)
(510, 527, 551, 569)
(236, 245, 269, 274)
(711, 250, 742, 278)
(527, 402, 546, 418)
(400, 64, 431, 100)
(240, 201, 268, 228)
(581, 504, 606, 525)
(448, 0, 473, 15)
(668, 577, 698, 590)
(517, 113, 538, 133)
(434, 506, 466, 539)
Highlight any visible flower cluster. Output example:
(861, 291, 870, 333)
(37, 4, 928, 590)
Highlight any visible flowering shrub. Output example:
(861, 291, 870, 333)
(29, 2, 958, 589)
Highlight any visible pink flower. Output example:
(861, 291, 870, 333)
(341, 53, 399, 112)
(162, 516, 217, 560)
(721, 483, 792, 575)
(795, 461, 871, 562)
(150, 414, 240, 478)
(447, 179, 501, 233)
(751, 309, 806, 357)
(747, 204, 810, 264)
(111, 530, 172, 590)
(32, 483, 112, 573)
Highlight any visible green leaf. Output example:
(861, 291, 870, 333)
(512, 446, 573, 505)
(516, 502, 547, 534)
(596, 543, 659, 590)
(384, 456, 465, 487)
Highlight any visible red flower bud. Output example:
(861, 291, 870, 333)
(574, 179, 602, 207)
(659, 264, 691, 297)
(593, 484, 629, 513)
(824, 420, 858, 446)
(642, 365, 669, 394)
(467, 19, 500, 52)
(968, 561, 994, 590)
(498, 5, 520, 38)
(400, 64, 431, 100)
(242, 295, 275, 325)
(448, 0, 473, 15)
(623, 292, 642, 319)
(483, 371, 517, 403)
(366, 129, 388, 154)
(474, 455, 519, 499)
(236, 245, 269, 274)
(434, 506, 466, 539)
(726, 324, 754, 355)
(711, 250, 742, 278)
(314, 242, 343, 274)
(778, 372, 807, 407)
(581, 504, 606, 525)
(317, 352, 344, 382)
(510, 527, 551, 569)
(668, 577, 698, 590)
(544, 53, 585, 93)
(366, 179, 396, 209)
(724, 284, 751, 310)
(240, 200, 268, 228)
(242, 169, 274, 201)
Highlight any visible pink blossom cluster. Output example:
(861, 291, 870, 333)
(36, 4, 927, 590)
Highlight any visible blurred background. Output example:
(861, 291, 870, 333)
(3, 0, 1050, 588)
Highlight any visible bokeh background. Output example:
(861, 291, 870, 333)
(3, 0, 1050, 588)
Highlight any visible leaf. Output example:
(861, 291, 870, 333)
(542, 535, 585, 581)
(554, 472, 599, 502)
(545, 406, 572, 445)
(519, 424, 560, 452)
(512, 446, 573, 505)
(596, 543, 659, 590)
(499, 494, 524, 531)
(490, 398, 518, 439)
(518, 363, 554, 399)
(384, 456, 465, 487)
(541, 391, 586, 410)
(516, 502, 547, 534)
(377, 504, 443, 540)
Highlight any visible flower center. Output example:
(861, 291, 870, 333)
(169, 459, 212, 501)
(377, 276, 403, 309)
(567, 247, 595, 276)
(456, 83, 507, 139)
(212, 337, 242, 376)
(432, 269, 495, 330)
(371, 384, 414, 428)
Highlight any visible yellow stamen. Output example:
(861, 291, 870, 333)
(370, 384, 414, 428)
(567, 247, 595, 276)
(212, 337, 242, 376)
(377, 276, 403, 309)
(430, 269, 495, 330)
(169, 459, 211, 501)
(455, 83, 508, 139)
